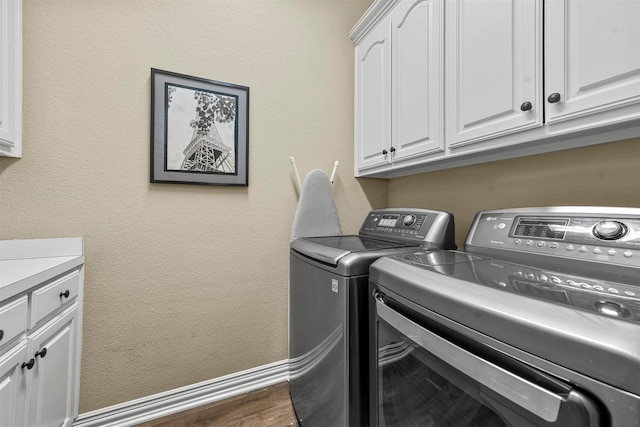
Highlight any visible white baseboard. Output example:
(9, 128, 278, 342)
(73, 360, 289, 427)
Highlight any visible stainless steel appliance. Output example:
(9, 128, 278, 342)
(370, 207, 640, 427)
(289, 208, 456, 427)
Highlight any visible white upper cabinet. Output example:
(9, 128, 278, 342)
(352, 0, 443, 174)
(545, 0, 640, 123)
(391, 0, 444, 161)
(351, 0, 639, 178)
(355, 17, 392, 170)
(445, 0, 542, 147)
(0, 0, 22, 158)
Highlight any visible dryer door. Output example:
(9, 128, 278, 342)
(373, 293, 603, 427)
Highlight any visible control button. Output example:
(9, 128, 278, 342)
(498, 223, 506, 229)
(608, 288, 620, 294)
(498, 282, 507, 287)
(514, 270, 523, 277)
(608, 249, 617, 256)
(550, 276, 562, 284)
(525, 240, 533, 247)
(593, 220, 628, 240)
(566, 245, 575, 251)
(593, 285, 604, 291)
(593, 247, 602, 254)
(536, 241, 546, 248)
(624, 290, 636, 297)
(594, 301, 631, 318)
(580, 283, 592, 289)
(579, 246, 588, 253)
(537, 274, 548, 282)
(567, 280, 579, 287)
(548, 243, 559, 250)
(513, 239, 522, 245)
(525, 273, 535, 280)
(624, 251, 633, 258)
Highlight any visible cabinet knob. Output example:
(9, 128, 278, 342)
(22, 359, 35, 370)
(389, 146, 396, 153)
(520, 101, 533, 111)
(60, 290, 70, 298)
(35, 348, 48, 359)
(382, 149, 387, 155)
(547, 93, 561, 103)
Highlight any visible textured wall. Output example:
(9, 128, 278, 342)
(388, 137, 640, 248)
(0, 0, 380, 412)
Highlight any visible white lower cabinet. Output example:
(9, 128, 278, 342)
(27, 306, 79, 427)
(0, 342, 28, 427)
(0, 238, 84, 427)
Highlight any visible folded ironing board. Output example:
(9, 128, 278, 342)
(290, 169, 342, 242)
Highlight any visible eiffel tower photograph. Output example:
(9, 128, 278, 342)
(165, 85, 237, 174)
(151, 69, 249, 186)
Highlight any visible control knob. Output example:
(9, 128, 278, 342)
(403, 215, 416, 226)
(593, 221, 628, 240)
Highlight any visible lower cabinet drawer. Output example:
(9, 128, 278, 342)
(30, 270, 80, 327)
(0, 295, 28, 348)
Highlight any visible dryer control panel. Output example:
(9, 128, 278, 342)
(360, 208, 456, 249)
(465, 207, 640, 271)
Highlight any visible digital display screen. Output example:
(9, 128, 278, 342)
(379, 214, 399, 228)
(512, 217, 569, 240)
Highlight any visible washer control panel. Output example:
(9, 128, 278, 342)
(360, 208, 456, 249)
(465, 207, 640, 269)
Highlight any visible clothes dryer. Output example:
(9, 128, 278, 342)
(370, 207, 640, 427)
(289, 208, 455, 427)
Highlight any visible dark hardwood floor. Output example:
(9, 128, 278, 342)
(134, 382, 299, 427)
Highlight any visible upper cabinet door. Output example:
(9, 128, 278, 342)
(445, 0, 542, 147)
(391, 0, 444, 161)
(0, 0, 22, 158)
(355, 19, 392, 171)
(545, 0, 640, 123)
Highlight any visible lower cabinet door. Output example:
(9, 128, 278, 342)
(0, 341, 28, 427)
(28, 306, 78, 427)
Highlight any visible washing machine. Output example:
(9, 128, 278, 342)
(289, 208, 456, 427)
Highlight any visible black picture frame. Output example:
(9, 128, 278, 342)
(150, 68, 249, 186)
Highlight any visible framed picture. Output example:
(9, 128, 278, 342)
(150, 68, 249, 186)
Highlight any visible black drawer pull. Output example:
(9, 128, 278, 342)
(60, 290, 70, 298)
(22, 359, 35, 370)
(35, 347, 48, 359)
